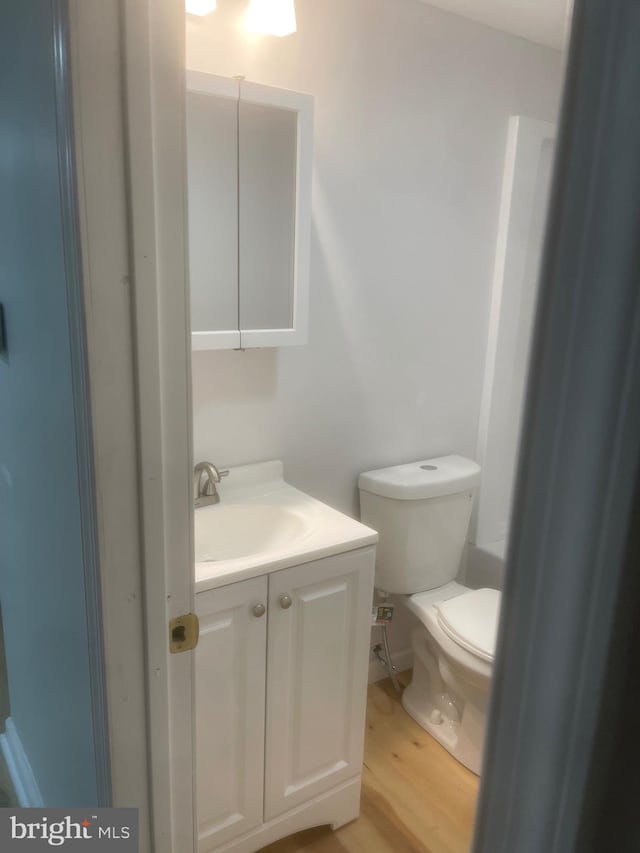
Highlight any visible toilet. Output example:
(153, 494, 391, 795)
(359, 454, 500, 775)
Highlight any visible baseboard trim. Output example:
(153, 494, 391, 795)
(368, 646, 413, 683)
(0, 717, 43, 807)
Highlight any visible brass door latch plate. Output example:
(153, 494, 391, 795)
(169, 613, 199, 653)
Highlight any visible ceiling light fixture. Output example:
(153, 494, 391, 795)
(186, 0, 217, 16)
(246, 0, 297, 37)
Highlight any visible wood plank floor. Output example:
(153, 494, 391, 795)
(261, 672, 479, 853)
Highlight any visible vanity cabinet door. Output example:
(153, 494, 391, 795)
(195, 576, 268, 852)
(264, 548, 375, 821)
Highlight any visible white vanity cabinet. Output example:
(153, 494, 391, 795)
(195, 547, 375, 853)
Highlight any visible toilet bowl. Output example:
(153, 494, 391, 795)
(359, 454, 499, 775)
(401, 582, 500, 774)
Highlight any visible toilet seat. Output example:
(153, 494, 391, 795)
(405, 584, 501, 665)
(436, 588, 500, 663)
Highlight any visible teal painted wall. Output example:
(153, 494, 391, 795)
(0, 0, 100, 807)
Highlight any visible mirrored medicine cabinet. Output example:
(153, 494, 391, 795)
(186, 71, 314, 350)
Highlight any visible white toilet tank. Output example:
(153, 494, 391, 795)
(359, 455, 481, 594)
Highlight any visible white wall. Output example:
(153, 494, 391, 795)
(473, 120, 556, 557)
(188, 0, 563, 656)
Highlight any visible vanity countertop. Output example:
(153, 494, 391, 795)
(195, 460, 378, 593)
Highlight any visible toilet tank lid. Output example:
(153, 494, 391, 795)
(358, 455, 480, 501)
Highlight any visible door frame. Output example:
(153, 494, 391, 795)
(474, 0, 640, 850)
(69, 0, 195, 850)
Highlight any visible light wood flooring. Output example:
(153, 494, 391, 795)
(261, 672, 479, 853)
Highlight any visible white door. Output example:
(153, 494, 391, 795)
(195, 577, 268, 852)
(264, 548, 375, 821)
(69, 2, 196, 850)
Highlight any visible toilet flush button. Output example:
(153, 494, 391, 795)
(431, 709, 443, 725)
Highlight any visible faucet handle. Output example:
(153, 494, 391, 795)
(204, 467, 229, 493)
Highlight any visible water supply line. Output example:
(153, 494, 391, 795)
(373, 623, 402, 694)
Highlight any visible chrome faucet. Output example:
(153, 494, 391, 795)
(194, 461, 229, 508)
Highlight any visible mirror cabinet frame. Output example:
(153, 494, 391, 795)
(186, 70, 314, 350)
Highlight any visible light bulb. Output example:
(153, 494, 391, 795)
(186, 0, 217, 16)
(246, 0, 297, 37)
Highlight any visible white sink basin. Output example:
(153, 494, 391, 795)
(195, 503, 309, 562)
(194, 460, 378, 592)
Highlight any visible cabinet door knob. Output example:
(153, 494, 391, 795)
(252, 603, 266, 618)
(279, 594, 293, 610)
